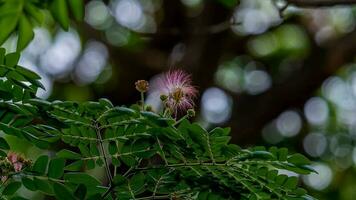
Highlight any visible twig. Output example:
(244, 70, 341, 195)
(140, 92, 145, 111)
(286, 0, 356, 7)
(94, 122, 113, 183)
(101, 184, 114, 199)
(272, 1, 289, 18)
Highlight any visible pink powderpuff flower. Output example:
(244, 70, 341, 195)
(155, 69, 198, 114)
(7, 152, 24, 172)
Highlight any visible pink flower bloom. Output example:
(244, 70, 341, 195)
(7, 152, 18, 163)
(154, 69, 198, 113)
(6, 152, 25, 172)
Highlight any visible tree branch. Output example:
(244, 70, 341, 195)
(287, 0, 356, 7)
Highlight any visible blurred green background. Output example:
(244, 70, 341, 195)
(2, 0, 356, 199)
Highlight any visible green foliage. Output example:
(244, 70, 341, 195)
(0, 0, 84, 51)
(0, 48, 316, 199)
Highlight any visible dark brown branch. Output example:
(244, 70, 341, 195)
(287, 0, 356, 7)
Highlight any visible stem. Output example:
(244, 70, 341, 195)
(0, 177, 9, 198)
(123, 167, 134, 177)
(95, 123, 113, 184)
(102, 184, 114, 199)
(135, 162, 228, 171)
(19, 173, 68, 183)
(156, 137, 168, 166)
(0, 177, 9, 189)
(141, 92, 145, 111)
(163, 108, 170, 117)
(135, 195, 171, 200)
(173, 114, 188, 126)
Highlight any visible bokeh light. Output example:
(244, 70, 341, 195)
(75, 41, 109, 85)
(303, 163, 333, 191)
(40, 30, 81, 77)
(233, 0, 281, 35)
(215, 61, 243, 93)
(276, 110, 302, 137)
(113, 0, 144, 31)
(85, 0, 112, 29)
(215, 57, 271, 95)
(303, 132, 328, 157)
(248, 24, 309, 58)
(201, 87, 233, 124)
(244, 69, 271, 95)
(304, 97, 329, 126)
(105, 26, 131, 47)
(262, 121, 283, 144)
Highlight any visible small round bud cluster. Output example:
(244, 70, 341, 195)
(135, 80, 149, 93)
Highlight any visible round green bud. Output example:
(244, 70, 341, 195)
(187, 109, 195, 118)
(146, 105, 153, 111)
(160, 94, 168, 102)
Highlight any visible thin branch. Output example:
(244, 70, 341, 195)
(102, 184, 114, 199)
(0, 177, 9, 196)
(156, 137, 169, 166)
(94, 122, 113, 183)
(287, 0, 356, 7)
(135, 195, 171, 200)
(135, 162, 228, 171)
(137, 20, 241, 37)
(140, 92, 145, 111)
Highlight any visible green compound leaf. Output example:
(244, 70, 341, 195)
(53, 182, 77, 200)
(57, 149, 82, 160)
(17, 15, 34, 51)
(32, 155, 49, 175)
(2, 181, 22, 195)
(67, 0, 84, 21)
(0, 137, 10, 150)
(50, 0, 70, 31)
(0, 0, 84, 51)
(48, 158, 66, 179)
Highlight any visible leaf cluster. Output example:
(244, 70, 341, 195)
(0, 0, 84, 51)
(0, 49, 317, 200)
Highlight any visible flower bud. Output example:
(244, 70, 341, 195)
(135, 80, 149, 93)
(146, 105, 153, 111)
(187, 109, 195, 118)
(160, 94, 168, 102)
